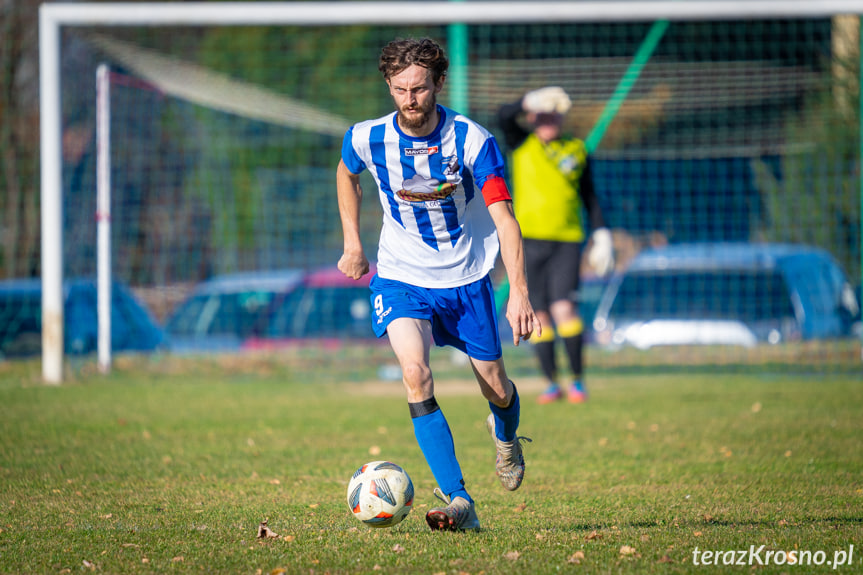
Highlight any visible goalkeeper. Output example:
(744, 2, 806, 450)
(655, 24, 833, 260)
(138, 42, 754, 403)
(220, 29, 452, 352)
(497, 86, 614, 404)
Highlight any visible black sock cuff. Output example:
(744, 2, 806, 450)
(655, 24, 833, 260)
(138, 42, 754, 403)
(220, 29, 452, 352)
(409, 396, 440, 418)
(506, 381, 518, 409)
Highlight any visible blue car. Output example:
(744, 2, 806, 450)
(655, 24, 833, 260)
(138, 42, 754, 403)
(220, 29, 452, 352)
(0, 278, 165, 359)
(592, 243, 859, 349)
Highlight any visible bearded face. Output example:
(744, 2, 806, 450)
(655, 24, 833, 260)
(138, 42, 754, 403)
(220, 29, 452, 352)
(387, 64, 442, 136)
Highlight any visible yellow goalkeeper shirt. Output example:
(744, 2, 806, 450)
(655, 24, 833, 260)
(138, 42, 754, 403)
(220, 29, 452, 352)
(511, 134, 589, 242)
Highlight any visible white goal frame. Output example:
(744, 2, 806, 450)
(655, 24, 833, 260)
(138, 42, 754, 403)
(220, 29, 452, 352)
(39, 1, 863, 383)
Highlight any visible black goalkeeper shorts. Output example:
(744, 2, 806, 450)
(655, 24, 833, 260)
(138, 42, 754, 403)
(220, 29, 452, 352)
(523, 238, 584, 312)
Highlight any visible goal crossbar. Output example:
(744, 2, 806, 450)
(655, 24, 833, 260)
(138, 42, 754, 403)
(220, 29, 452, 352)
(40, 2, 863, 26)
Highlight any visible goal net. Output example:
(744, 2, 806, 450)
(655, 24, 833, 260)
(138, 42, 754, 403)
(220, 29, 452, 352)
(30, 2, 863, 380)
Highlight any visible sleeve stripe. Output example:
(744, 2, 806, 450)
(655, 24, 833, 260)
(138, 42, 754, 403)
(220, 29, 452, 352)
(481, 176, 511, 206)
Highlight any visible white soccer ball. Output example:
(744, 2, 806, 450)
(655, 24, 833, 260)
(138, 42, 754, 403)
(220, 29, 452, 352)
(346, 461, 414, 528)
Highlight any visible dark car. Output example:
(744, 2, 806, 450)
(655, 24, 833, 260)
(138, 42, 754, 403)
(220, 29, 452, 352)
(163, 269, 305, 354)
(243, 265, 378, 351)
(0, 278, 165, 359)
(592, 242, 859, 349)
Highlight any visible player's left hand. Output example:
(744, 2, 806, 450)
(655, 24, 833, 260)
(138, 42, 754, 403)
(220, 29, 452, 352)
(506, 289, 541, 346)
(588, 228, 615, 277)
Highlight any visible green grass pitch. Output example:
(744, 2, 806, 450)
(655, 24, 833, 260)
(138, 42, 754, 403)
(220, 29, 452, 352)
(0, 348, 860, 574)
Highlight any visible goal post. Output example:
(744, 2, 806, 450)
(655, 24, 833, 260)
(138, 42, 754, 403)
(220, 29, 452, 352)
(96, 63, 112, 374)
(39, 1, 863, 382)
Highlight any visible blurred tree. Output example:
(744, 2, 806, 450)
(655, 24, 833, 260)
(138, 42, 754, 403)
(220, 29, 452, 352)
(0, 0, 41, 278)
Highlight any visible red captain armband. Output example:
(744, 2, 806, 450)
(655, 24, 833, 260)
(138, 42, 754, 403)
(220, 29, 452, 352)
(481, 176, 512, 206)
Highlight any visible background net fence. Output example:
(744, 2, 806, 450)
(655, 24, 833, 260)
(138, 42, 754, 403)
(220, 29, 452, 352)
(1, 6, 860, 373)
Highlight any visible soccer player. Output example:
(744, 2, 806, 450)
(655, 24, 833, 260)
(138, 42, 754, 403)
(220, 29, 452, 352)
(497, 87, 615, 405)
(336, 37, 539, 532)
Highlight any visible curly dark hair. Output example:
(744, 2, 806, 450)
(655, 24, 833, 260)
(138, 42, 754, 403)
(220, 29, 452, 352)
(378, 37, 449, 84)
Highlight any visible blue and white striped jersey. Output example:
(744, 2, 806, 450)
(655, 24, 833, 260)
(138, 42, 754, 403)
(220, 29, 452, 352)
(342, 105, 509, 288)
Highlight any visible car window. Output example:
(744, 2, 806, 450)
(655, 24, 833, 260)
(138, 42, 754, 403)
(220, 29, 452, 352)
(0, 295, 41, 339)
(214, 292, 274, 337)
(167, 291, 276, 338)
(264, 286, 373, 339)
(261, 289, 305, 337)
(302, 287, 372, 338)
(0, 294, 42, 356)
(65, 288, 97, 350)
(608, 270, 795, 322)
(788, 263, 833, 315)
(165, 294, 210, 336)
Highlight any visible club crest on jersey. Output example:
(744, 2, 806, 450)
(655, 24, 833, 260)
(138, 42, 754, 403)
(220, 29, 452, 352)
(558, 154, 579, 175)
(443, 156, 460, 176)
(404, 145, 439, 156)
(397, 174, 459, 202)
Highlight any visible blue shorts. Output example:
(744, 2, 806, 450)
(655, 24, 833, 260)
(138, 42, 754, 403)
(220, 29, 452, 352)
(369, 274, 503, 361)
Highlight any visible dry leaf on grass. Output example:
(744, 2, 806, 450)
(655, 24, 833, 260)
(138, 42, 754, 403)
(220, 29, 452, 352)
(269, 568, 287, 575)
(257, 519, 279, 539)
(568, 551, 585, 564)
(504, 551, 521, 561)
(513, 503, 527, 512)
(392, 544, 405, 553)
(619, 545, 641, 558)
(658, 554, 674, 563)
(585, 530, 602, 541)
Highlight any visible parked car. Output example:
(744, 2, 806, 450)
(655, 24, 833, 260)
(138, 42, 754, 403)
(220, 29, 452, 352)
(163, 269, 305, 354)
(243, 264, 378, 351)
(0, 278, 164, 359)
(592, 243, 859, 349)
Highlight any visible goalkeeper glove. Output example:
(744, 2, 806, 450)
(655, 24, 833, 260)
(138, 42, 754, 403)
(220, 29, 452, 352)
(588, 228, 615, 277)
(523, 86, 572, 115)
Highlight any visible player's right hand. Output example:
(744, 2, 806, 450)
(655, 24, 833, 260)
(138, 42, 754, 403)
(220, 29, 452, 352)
(338, 252, 370, 280)
(506, 288, 540, 346)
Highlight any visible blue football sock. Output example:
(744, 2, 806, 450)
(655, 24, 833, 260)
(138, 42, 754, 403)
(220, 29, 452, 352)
(410, 398, 471, 503)
(488, 383, 520, 442)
